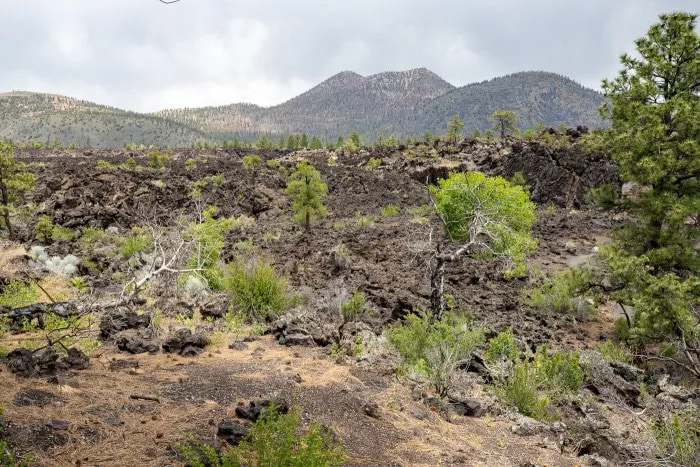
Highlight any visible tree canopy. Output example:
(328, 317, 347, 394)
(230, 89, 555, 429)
(0, 140, 36, 240)
(285, 161, 328, 232)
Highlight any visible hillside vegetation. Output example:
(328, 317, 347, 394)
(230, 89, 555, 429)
(1, 70, 605, 148)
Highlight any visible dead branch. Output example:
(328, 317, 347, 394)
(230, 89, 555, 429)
(130, 394, 161, 403)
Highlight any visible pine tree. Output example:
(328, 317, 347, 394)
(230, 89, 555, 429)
(446, 114, 464, 144)
(488, 110, 518, 138)
(0, 141, 36, 240)
(285, 161, 328, 232)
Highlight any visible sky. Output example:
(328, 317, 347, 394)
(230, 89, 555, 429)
(1, 0, 697, 112)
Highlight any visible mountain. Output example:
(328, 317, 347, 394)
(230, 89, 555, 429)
(154, 67, 456, 139)
(393, 71, 607, 136)
(0, 92, 207, 147)
(1, 70, 607, 147)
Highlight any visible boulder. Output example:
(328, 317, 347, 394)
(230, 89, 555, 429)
(114, 329, 160, 354)
(217, 419, 249, 445)
(162, 328, 209, 356)
(100, 308, 151, 339)
(235, 398, 290, 423)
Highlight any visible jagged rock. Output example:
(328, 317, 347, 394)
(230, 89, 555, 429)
(114, 329, 160, 354)
(162, 328, 209, 356)
(579, 351, 640, 406)
(6, 347, 65, 377)
(235, 398, 290, 422)
(100, 308, 151, 339)
(217, 419, 249, 445)
(339, 321, 376, 354)
(511, 416, 550, 436)
(658, 374, 694, 402)
(362, 402, 381, 419)
(198, 294, 230, 320)
(446, 395, 486, 417)
(59, 348, 90, 370)
(273, 316, 339, 347)
(608, 360, 643, 384)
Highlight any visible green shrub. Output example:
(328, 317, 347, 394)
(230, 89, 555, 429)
(147, 150, 169, 170)
(79, 226, 106, 249)
(340, 290, 366, 323)
(117, 226, 153, 257)
(586, 183, 618, 209)
(354, 213, 374, 229)
(211, 173, 225, 186)
(521, 267, 595, 313)
(0, 281, 39, 308)
(498, 359, 550, 420)
(484, 327, 519, 365)
(242, 154, 262, 169)
(380, 205, 400, 216)
(185, 159, 197, 171)
(597, 339, 633, 364)
(533, 345, 585, 392)
(366, 157, 382, 169)
(222, 256, 288, 320)
(387, 311, 485, 396)
(51, 225, 75, 242)
(34, 215, 53, 242)
(651, 409, 700, 467)
(124, 156, 138, 170)
(177, 404, 346, 467)
(96, 160, 117, 170)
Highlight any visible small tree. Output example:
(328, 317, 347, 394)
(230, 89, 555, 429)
(348, 130, 361, 148)
(309, 136, 323, 149)
(285, 161, 328, 231)
(446, 114, 464, 144)
(0, 141, 36, 240)
(488, 110, 518, 138)
(429, 171, 536, 319)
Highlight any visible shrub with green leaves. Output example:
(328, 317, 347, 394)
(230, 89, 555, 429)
(521, 267, 595, 313)
(380, 205, 400, 216)
(597, 339, 633, 364)
(651, 408, 700, 467)
(117, 226, 153, 257)
(340, 290, 366, 323)
(387, 311, 485, 396)
(34, 215, 53, 242)
(147, 150, 169, 170)
(222, 256, 288, 320)
(242, 154, 262, 169)
(0, 281, 39, 308)
(285, 161, 328, 231)
(177, 404, 346, 467)
(79, 226, 106, 249)
(486, 330, 585, 420)
(366, 157, 382, 170)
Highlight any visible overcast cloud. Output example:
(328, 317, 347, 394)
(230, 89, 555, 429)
(1, 0, 696, 112)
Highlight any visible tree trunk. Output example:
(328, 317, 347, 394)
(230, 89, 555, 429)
(0, 181, 13, 240)
(305, 210, 310, 232)
(430, 255, 447, 321)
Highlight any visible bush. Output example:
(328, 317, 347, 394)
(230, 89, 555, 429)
(79, 227, 106, 249)
(340, 290, 366, 323)
(242, 154, 262, 169)
(117, 226, 153, 257)
(387, 311, 485, 396)
(597, 339, 633, 364)
(222, 256, 287, 320)
(177, 404, 346, 467)
(34, 215, 53, 242)
(147, 150, 169, 170)
(586, 183, 618, 209)
(366, 157, 382, 169)
(487, 330, 585, 420)
(0, 281, 39, 308)
(380, 205, 400, 216)
(521, 267, 595, 313)
(651, 409, 700, 467)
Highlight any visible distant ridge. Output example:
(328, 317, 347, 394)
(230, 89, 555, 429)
(1, 69, 606, 147)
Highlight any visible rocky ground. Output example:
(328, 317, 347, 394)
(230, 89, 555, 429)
(1, 133, 697, 466)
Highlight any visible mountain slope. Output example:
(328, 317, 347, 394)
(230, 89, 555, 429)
(0, 92, 208, 147)
(154, 68, 456, 139)
(1, 70, 606, 147)
(393, 71, 606, 136)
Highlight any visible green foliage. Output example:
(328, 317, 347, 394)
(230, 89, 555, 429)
(51, 225, 75, 242)
(387, 311, 485, 396)
(354, 212, 374, 229)
(242, 154, 262, 169)
(0, 438, 33, 467)
(309, 136, 323, 149)
(488, 110, 518, 138)
(0, 281, 39, 308)
(185, 158, 197, 171)
(69, 277, 90, 294)
(586, 183, 619, 209)
(285, 161, 328, 231)
(96, 160, 117, 170)
(487, 330, 585, 420)
(222, 256, 288, 321)
(182, 207, 242, 290)
(521, 267, 595, 313)
(348, 130, 361, 148)
(431, 171, 537, 274)
(485, 327, 519, 365)
(0, 140, 36, 240)
(379, 204, 400, 216)
(211, 173, 225, 186)
(124, 156, 138, 170)
(446, 114, 464, 144)
(651, 408, 700, 467)
(147, 150, 169, 170)
(117, 226, 153, 257)
(509, 172, 529, 191)
(589, 13, 700, 371)
(34, 215, 53, 242)
(366, 157, 381, 170)
(177, 405, 346, 467)
(597, 339, 633, 364)
(79, 226, 106, 249)
(340, 290, 366, 323)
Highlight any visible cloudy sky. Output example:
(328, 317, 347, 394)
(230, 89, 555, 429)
(2, 0, 696, 112)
